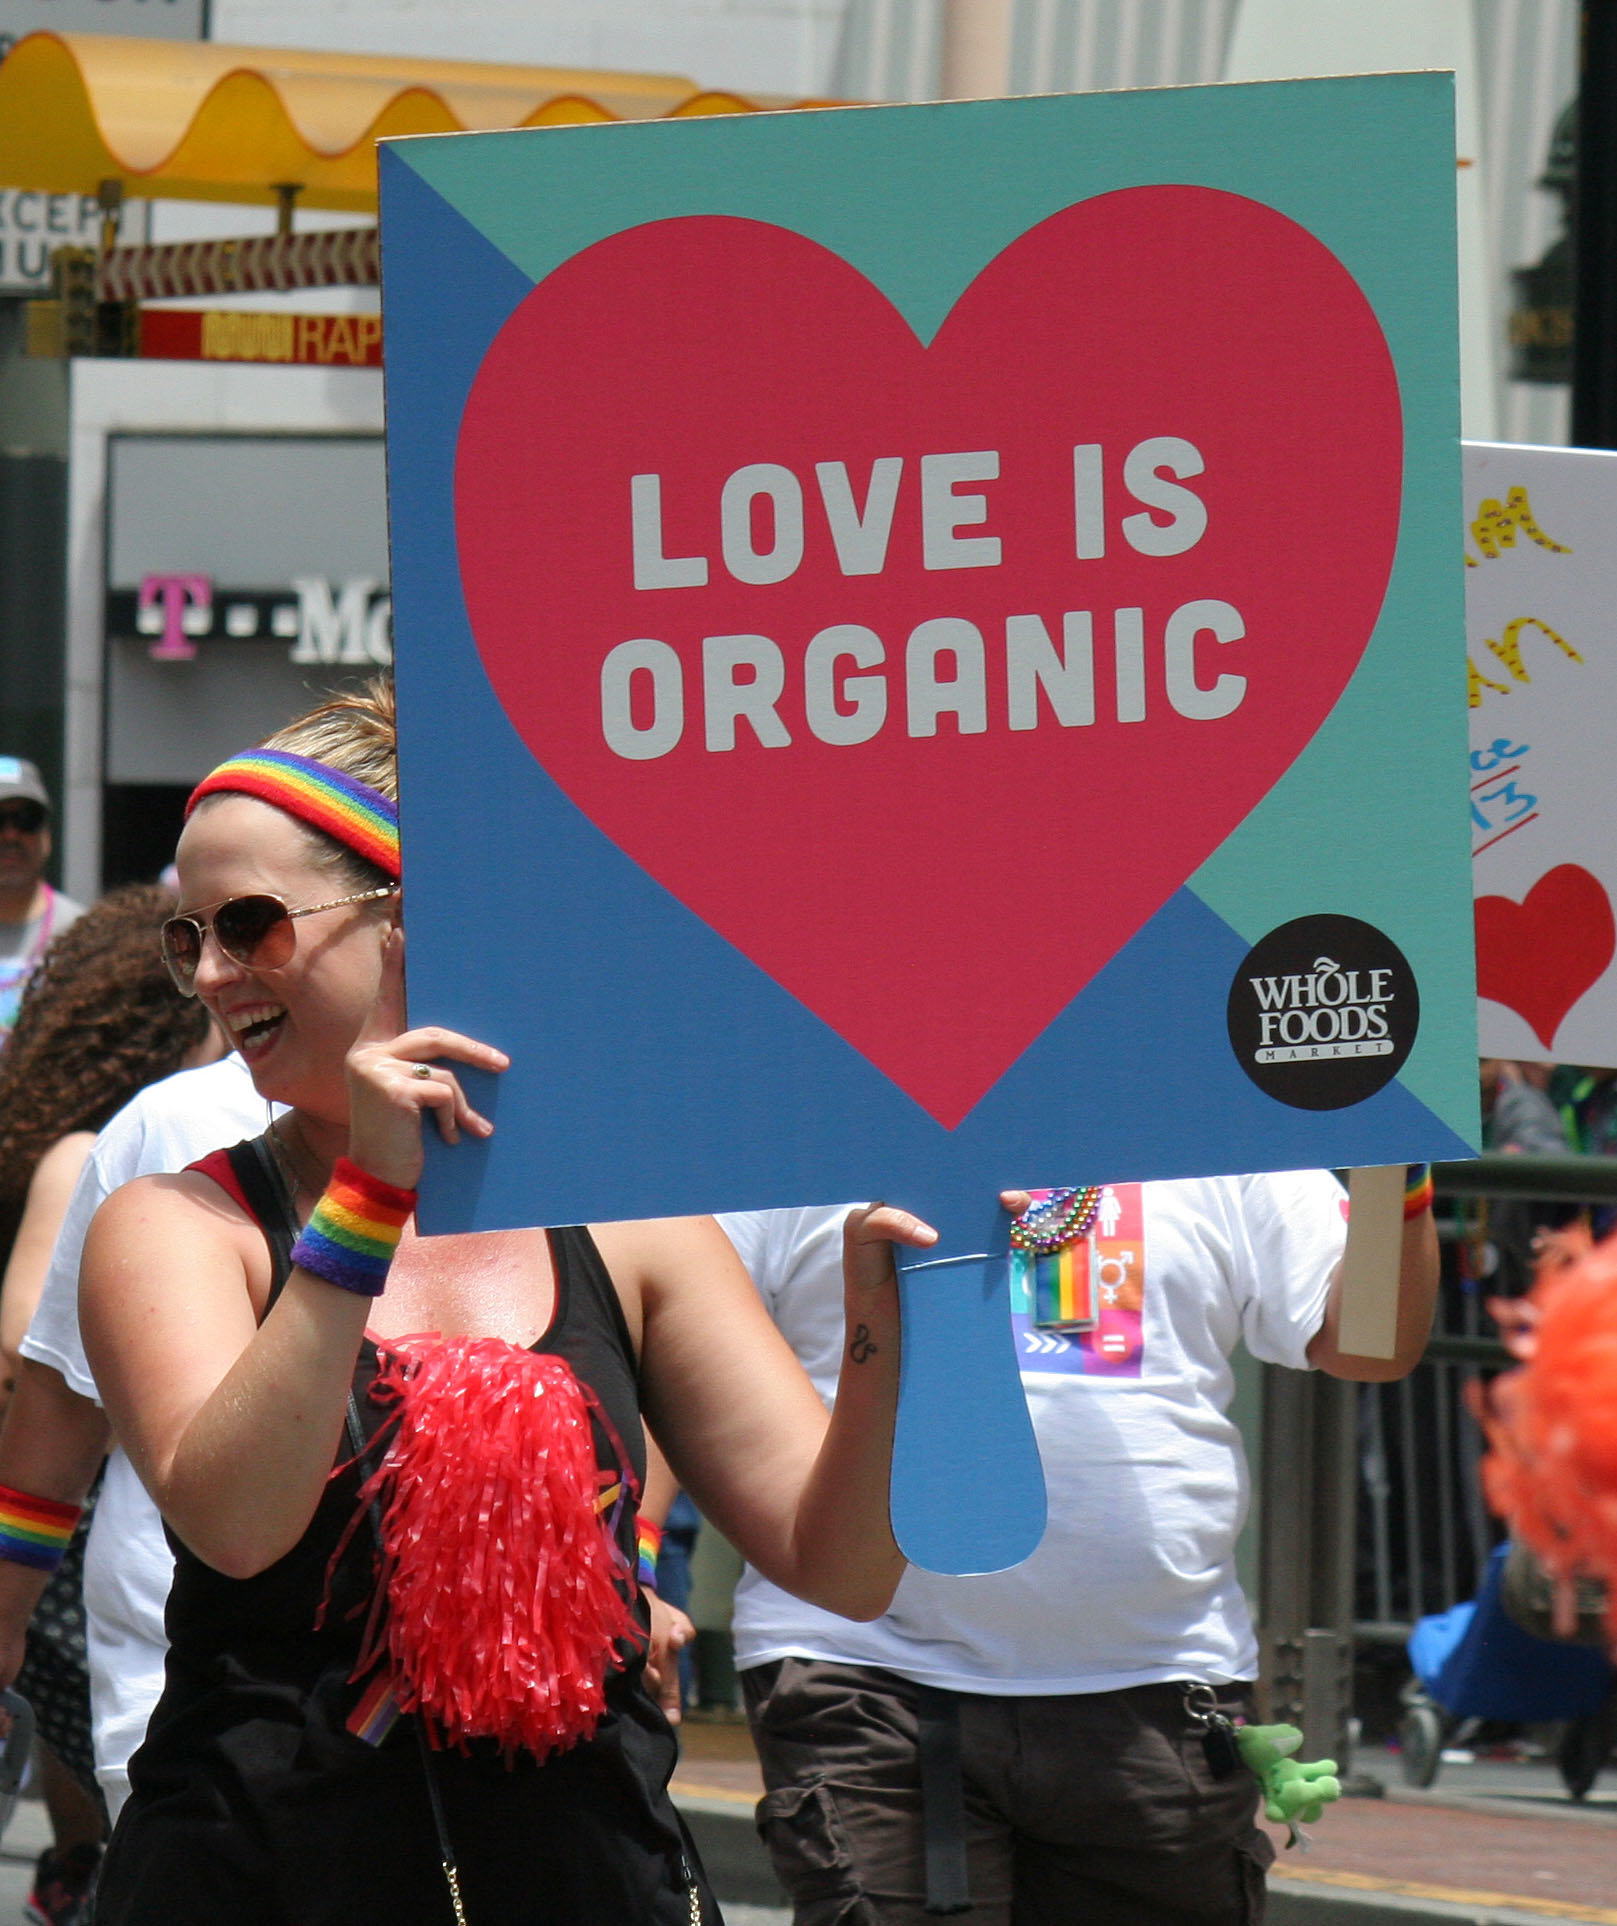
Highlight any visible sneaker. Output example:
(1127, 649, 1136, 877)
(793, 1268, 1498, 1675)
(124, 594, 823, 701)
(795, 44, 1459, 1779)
(24, 1842, 102, 1926)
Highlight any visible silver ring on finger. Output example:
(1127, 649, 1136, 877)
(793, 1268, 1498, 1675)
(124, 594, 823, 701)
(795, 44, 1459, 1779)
(411, 1064, 434, 1080)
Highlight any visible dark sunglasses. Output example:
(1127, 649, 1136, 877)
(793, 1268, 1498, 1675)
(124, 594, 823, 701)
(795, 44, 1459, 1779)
(0, 801, 47, 835)
(161, 886, 397, 996)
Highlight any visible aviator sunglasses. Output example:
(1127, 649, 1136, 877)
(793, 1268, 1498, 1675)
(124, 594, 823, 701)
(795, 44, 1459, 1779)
(161, 886, 398, 996)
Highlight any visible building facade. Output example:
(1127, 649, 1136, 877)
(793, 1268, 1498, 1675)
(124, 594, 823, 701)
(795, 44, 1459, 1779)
(0, 0, 1584, 897)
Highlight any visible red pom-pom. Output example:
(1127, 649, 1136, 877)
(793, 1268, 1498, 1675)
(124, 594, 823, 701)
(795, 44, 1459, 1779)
(1478, 1228, 1617, 1645)
(351, 1335, 640, 1761)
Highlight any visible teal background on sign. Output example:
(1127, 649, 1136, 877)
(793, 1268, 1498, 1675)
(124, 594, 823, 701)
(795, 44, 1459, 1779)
(394, 73, 1477, 1150)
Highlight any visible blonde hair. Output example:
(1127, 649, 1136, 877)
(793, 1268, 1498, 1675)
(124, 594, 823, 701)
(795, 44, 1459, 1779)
(258, 675, 397, 803)
(192, 676, 399, 889)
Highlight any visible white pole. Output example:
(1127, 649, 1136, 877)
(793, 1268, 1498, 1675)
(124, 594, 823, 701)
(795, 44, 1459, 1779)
(940, 0, 1014, 100)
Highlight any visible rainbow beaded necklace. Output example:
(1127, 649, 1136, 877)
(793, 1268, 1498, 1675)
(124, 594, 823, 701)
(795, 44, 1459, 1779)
(1009, 1185, 1105, 1255)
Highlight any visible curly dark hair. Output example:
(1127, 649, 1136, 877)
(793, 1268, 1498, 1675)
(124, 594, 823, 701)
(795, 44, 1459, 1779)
(0, 884, 213, 1262)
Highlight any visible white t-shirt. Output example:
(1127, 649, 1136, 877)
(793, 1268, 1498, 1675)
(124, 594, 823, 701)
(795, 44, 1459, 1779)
(717, 1172, 1345, 1696)
(20, 1054, 272, 1815)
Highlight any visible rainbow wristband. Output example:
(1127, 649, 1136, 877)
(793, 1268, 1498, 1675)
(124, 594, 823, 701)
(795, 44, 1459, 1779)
(1403, 1164, 1435, 1220)
(637, 1519, 663, 1592)
(290, 1158, 415, 1297)
(0, 1484, 82, 1572)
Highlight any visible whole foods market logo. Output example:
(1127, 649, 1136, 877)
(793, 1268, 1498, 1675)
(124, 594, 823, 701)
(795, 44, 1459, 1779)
(1227, 914, 1418, 1110)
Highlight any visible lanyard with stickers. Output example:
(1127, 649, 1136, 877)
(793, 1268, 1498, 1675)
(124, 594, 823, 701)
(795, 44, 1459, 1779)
(1012, 1185, 1108, 1333)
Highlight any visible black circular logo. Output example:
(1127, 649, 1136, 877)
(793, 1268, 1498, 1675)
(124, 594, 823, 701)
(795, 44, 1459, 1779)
(1226, 914, 1419, 1111)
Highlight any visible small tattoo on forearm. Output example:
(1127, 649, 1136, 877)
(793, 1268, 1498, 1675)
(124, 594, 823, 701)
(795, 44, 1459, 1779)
(850, 1324, 877, 1364)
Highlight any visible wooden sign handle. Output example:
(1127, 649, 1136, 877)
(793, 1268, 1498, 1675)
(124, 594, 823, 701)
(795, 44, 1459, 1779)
(1335, 1164, 1405, 1360)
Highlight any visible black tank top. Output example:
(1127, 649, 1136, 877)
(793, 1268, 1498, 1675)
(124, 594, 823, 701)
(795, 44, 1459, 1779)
(95, 1135, 718, 1926)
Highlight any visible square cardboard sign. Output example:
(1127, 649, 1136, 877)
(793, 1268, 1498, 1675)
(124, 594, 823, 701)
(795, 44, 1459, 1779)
(380, 74, 1480, 1246)
(1469, 441, 1617, 1068)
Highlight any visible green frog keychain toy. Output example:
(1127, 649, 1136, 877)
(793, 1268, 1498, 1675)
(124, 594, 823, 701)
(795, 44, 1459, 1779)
(1184, 1685, 1341, 1850)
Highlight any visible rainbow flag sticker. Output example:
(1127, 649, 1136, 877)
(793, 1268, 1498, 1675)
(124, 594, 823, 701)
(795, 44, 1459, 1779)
(1030, 1238, 1098, 1333)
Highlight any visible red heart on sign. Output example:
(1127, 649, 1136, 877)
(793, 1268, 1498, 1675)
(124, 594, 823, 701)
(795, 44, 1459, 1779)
(1475, 865, 1616, 1050)
(456, 189, 1401, 1127)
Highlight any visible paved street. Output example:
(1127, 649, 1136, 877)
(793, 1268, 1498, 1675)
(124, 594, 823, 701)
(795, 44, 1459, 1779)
(0, 1744, 1606, 1925)
(1262, 1748, 1617, 1922)
(0, 1794, 799, 1926)
(0, 1789, 797, 1925)
(674, 1726, 1617, 1926)
(0, 1795, 46, 1919)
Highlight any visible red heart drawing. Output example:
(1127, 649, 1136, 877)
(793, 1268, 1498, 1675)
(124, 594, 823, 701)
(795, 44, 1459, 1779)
(456, 189, 1401, 1127)
(1475, 864, 1616, 1050)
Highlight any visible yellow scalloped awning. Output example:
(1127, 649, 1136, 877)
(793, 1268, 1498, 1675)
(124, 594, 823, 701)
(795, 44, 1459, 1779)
(0, 31, 833, 212)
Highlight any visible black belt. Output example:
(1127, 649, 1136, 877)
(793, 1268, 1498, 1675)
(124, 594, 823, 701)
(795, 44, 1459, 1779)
(915, 1685, 971, 1915)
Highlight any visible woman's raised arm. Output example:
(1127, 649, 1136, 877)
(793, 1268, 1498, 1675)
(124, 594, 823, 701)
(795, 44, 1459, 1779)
(620, 1202, 943, 1622)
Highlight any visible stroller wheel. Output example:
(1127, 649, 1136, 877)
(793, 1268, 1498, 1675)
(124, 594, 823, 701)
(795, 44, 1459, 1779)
(1400, 1703, 1445, 1787)
(1557, 1689, 1617, 1801)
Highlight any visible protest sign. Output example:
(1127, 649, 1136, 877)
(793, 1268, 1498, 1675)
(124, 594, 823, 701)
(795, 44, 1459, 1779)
(1468, 443, 1617, 1067)
(381, 77, 1477, 1566)
(381, 74, 1476, 1228)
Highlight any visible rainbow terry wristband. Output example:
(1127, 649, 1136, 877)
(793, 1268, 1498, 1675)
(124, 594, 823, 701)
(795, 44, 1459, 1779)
(636, 1519, 663, 1592)
(1403, 1164, 1435, 1220)
(290, 1158, 415, 1297)
(0, 1484, 82, 1571)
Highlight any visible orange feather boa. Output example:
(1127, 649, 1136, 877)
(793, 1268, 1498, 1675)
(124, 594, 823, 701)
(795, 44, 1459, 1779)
(1477, 1227, 1617, 1646)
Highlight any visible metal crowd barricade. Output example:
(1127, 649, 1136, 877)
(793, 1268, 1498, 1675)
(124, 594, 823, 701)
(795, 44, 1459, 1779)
(1255, 1154, 1617, 1770)
(1354, 1154, 1617, 1647)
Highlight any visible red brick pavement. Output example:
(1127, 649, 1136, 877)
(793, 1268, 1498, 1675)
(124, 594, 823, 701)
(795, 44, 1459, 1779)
(1260, 1796, 1617, 1919)
(673, 1723, 1617, 1919)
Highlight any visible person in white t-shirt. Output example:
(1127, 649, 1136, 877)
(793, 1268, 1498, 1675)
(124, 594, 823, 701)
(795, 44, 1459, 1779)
(718, 1171, 1438, 1926)
(0, 1055, 271, 1818)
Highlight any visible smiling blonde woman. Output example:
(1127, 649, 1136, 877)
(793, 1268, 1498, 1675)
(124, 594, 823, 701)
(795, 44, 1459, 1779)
(79, 681, 955, 1926)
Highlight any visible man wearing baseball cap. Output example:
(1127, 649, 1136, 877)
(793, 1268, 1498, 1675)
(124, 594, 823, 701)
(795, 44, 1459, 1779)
(0, 760, 82, 1045)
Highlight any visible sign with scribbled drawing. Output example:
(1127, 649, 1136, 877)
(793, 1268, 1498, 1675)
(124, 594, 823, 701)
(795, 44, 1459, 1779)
(1468, 441, 1617, 1065)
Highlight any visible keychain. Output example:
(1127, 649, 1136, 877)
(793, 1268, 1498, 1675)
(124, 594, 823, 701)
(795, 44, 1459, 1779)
(1182, 1686, 1341, 1850)
(1183, 1683, 1244, 1779)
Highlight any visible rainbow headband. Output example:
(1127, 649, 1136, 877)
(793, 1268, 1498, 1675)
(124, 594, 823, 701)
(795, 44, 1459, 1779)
(186, 750, 400, 880)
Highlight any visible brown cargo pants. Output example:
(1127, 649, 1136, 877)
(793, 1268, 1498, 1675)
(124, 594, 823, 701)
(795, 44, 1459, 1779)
(743, 1659, 1274, 1925)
